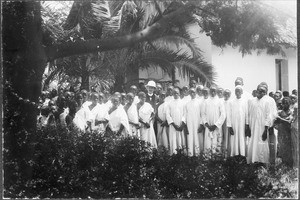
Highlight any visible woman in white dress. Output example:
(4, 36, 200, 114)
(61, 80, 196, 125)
(137, 92, 157, 148)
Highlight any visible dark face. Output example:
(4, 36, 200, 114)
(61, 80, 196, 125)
(189, 89, 196, 99)
(252, 90, 257, 97)
(173, 89, 180, 99)
(217, 89, 224, 98)
(130, 87, 137, 95)
(203, 90, 209, 99)
(183, 87, 189, 96)
(98, 96, 104, 104)
(126, 95, 134, 104)
(139, 95, 146, 103)
(210, 87, 217, 97)
(111, 97, 120, 108)
(91, 95, 99, 105)
(190, 80, 196, 88)
(167, 87, 173, 96)
(235, 88, 243, 99)
(282, 98, 290, 110)
(76, 95, 83, 105)
(291, 96, 297, 105)
(156, 85, 162, 94)
(224, 92, 231, 101)
(82, 92, 88, 101)
(274, 93, 281, 101)
(159, 94, 166, 102)
(235, 80, 243, 87)
(256, 86, 266, 99)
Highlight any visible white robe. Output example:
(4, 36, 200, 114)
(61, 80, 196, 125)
(139, 102, 157, 148)
(247, 96, 271, 164)
(82, 100, 92, 108)
(162, 96, 173, 149)
(94, 103, 109, 132)
(227, 98, 248, 157)
(166, 99, 185, 154)
(73, 107, 89, 131)
(133, 95, 140, 105)
(157, 102, 169, 149)
(198, 96, 206, 152)
(127, 103, 140, 137)
(202, 96, 226, 154)
(86, 103, 104, 131)
(108, 105, 130, 136)
(164, 96, 174, 103)
(181, 95, 191, 106)
(183, 98, 201, 156)
(222, 99, 232, 156)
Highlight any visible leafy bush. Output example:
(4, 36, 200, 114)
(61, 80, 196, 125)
(3, 126, 298, 198)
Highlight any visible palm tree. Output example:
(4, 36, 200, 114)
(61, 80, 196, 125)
(56, 0, 215, 92)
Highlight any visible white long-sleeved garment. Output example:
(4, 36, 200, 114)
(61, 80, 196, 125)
(139, 102, 157, 148)
(166, 98, 185, 154)
(183, 98, 201, 156)
(202, 96, 226, 154)
(157, 102, 169, 149)
(227, 98, 248, 157)
(127, 103, 140, 137)
(247, 96, 270, 164)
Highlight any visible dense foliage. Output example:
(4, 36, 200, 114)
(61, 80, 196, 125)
(4, 126, 297, 199)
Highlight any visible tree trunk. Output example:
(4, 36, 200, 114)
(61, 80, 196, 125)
(81, 71, 90, 91)
(3, 1, 47, 184)
(113, 74, 125, 93)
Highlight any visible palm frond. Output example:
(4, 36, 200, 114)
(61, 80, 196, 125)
(62, 1, 82, 30)
(152, 35, 204, 59)
(131, 47, 215, 83)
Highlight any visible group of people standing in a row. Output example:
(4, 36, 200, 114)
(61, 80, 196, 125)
(37, 78, 298, 168)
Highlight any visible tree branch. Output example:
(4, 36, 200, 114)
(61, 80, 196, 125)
(45, 3, 196, 62)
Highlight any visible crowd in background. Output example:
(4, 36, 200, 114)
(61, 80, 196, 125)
(37, 78, 298, 169)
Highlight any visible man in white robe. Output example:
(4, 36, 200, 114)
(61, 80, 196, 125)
(181, 86, 191, 105)
(234, 77, 252, 100)
(94, 93, 109, 133)
(156, 92, 169, 150)
(199, 86, 209, 152)
(166, 88, 185, 154)
(258, 82, 278, 166)
(196, 84, 204, 100)
(124, 93, 140, 137)
(183, 88, 201, 156)
(202, 86, 226, 154)
(163, 85, 174, 147)
(107, 95, 130, 137)
(164, 85, 174, 103)
(129, 85, 140, 105)
(222, 89, 232, 157)
(227, 86, 248, 157)
(247, 85, 271, 165)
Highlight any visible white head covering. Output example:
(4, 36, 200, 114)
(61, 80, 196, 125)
(146, 80, 156, 88)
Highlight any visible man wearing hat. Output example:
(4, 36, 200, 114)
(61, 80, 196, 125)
(145, 80, 159, 110)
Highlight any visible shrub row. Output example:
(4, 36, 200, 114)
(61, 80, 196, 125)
(4, 126, 295, 198)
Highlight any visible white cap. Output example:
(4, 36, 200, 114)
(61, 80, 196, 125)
(146, 80, 156, 88)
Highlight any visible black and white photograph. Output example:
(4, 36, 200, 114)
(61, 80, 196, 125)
(2, 0, 298, 199)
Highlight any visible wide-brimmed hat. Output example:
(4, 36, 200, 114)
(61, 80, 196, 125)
(146, 80, 156, 88)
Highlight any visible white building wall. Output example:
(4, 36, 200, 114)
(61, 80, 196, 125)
(212, 45, 297, 94)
